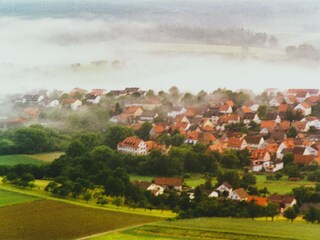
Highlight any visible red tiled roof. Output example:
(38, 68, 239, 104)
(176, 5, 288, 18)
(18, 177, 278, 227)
(278, 104, 288, 113)
(251, 149, 269, 160)
(154, 178, 183, 187)
(227, 137, 245, 149)
(118, 136, 143, 148)
(294, 154, 315, 165)
(247, 196, 268, 206)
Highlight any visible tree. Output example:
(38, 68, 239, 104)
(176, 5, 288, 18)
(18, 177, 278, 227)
(257, 105, 267, 119)
(283, 207, 297, 223)
(287, 127, 298, 138)
(83, 191, 92, 203)
(217, 170, 240, 188)
(105, 125, 135, 149)
(283, 153, 294, 165)
(112, 196, 124, 208)
(241, 172, 256, 189)
(303, 207, 320, 224)
(66, 140, 86, 157)
(220, 154, 240, 169)
(265, 203, 278, 221)
(136, 122, 152, 140)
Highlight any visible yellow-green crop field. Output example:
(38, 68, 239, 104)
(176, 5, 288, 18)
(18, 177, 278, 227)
(94, 217, 320, 240)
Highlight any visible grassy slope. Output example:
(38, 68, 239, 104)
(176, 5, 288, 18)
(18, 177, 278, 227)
(0, 155, 45, 166)
(0, 179, 176, 219)
(97, 217, 320, 240)
(0, 199, 160, 240)
(28, 152, 64, 163)
(0, 188, 40, 207)
(0, 152, 63, 166)
(256, 175, 315, 194)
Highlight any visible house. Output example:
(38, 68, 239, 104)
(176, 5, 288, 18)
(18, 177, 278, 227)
(216, 182, 233, 196)
(229, 188, 249, 201)
(263, 159, 284, 172)
(124, 87, 140, 95)
(293, 121, 310, 132)
(167, 107, 187, 118)
(69, 88, 88, 97)
(245, 135, 264, 149)
(243, 113, 261, 125)
(123, 106, 143, 117)
(305, 96, 320, 106)
(219, 105, 233, 114)
(278, 103, 289, 114)
(247, 196, 268, 206)
(108, 90, 127, 98)
(141, 98, 162, 110)
(46, 99, 60, 108)
(207, 141, 228, 153)
(276, 139, 295, 159)
(133, 180, 164, 196)
(63, 99, 82, 110)
(269, 97, 283, 107)
(85, 93, 102, 104)
(219, 114, 240, 125)
(117, 136, 147, 155)
(18, 94, 45, 105)
(294, 102, 312, 116)
(153, 178, 183, 191)
(110, 113, 129, 124)
(22, 107, 40, 119)
(227, 137, 248, 150)
(301, 116, 320, 130)
(293, 154, 316, 165)
(149, 124, 166, 139)
(251, 149, 271, 172)
(139, 112, 159, 122)
(267, 194, 297, 211)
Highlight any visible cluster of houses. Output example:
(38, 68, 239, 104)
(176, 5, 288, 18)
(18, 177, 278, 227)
(134, 178, 297, 211)
(3, 87, 320, 172)
(116, 88, 320, 173)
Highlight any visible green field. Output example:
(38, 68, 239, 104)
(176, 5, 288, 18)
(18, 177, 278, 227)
(0, 155, 45, 166)
(256, 175, 315, 194)
(0, 152, 63, 166)
(28, 152, 64, 163)
(96, 217, 320, 240)
(0, 199, 161, 240)
(0, 188, 40, 207)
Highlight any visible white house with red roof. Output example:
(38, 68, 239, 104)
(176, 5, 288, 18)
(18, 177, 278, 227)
(294, 102, 312, 116)
(117, 136, 147, 155)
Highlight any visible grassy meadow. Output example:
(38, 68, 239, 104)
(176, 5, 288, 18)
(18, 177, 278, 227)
(0, 152, 63, 166)
(0, 155, 45, 166)
(95, 217, 320, 240)
(256, 175, 315, 194)
(0, 199, 161, 240)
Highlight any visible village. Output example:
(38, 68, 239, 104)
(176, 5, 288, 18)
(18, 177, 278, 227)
(0, 87, 319, 214)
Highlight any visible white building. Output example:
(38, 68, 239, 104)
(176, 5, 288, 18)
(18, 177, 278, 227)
(117, 136, 147, 155)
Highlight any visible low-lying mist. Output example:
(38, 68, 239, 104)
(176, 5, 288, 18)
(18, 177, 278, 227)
(0, 14, 319, 97)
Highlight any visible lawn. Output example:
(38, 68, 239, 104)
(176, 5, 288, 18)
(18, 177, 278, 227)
(0, 152, 63, 166)
(0, 199, 161, 240)
(0, 155, 45, 166)
(130, 174, 217, 188)
(97, 217, 320, 240)
(0, 188, 40, 207)
(28, 152, 64, 163)
(255, 175, 315, 194)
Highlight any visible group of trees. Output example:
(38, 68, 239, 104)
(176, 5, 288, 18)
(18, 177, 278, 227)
(0, 125, 69, 154)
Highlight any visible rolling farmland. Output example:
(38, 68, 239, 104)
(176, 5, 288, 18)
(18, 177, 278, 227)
(0, 199, 161, 240)
(96, 217, 320, 240)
